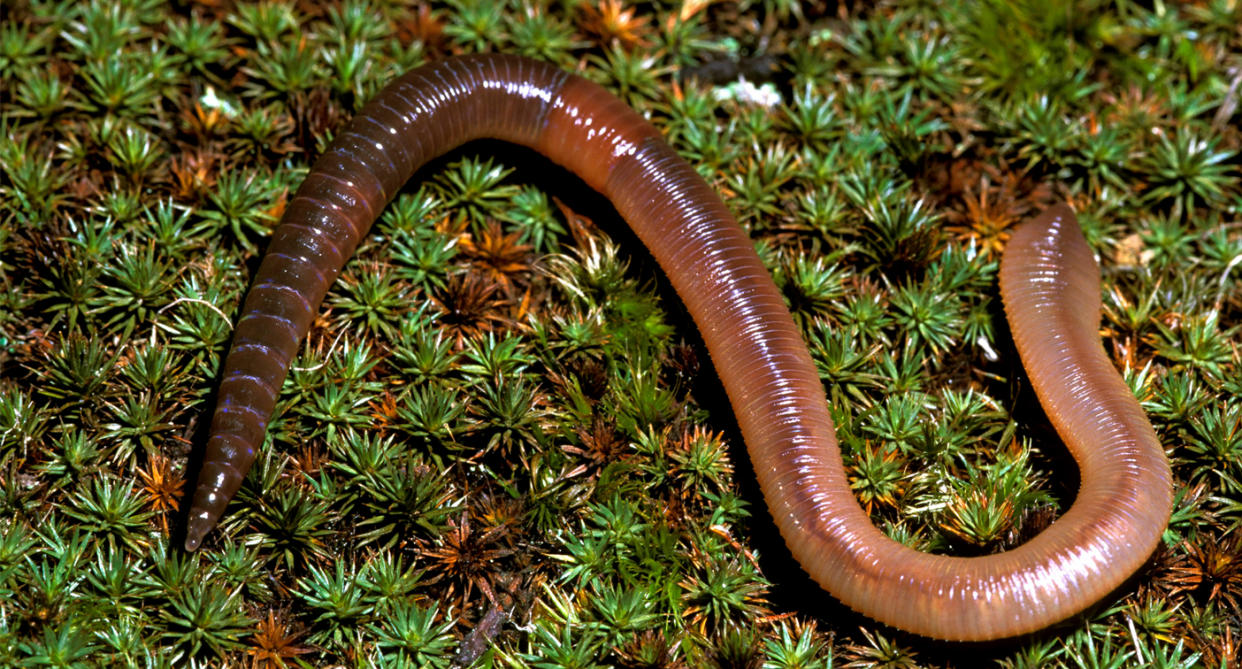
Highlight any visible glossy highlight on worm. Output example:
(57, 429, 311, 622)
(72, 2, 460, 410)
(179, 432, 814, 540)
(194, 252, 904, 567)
(185, 54, 1173, 640)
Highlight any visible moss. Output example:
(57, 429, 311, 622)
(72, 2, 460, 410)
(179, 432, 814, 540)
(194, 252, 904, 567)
(0, 0, 1239, 665)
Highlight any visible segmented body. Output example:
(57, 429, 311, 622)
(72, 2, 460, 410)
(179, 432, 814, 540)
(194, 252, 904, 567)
(186, 54, 1173, 641)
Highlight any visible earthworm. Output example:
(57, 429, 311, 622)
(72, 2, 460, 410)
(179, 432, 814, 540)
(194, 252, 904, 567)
(185, 54, 1173, 640)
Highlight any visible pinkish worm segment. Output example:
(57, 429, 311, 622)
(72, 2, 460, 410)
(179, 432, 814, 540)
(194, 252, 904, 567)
(185, 54, 1173, 641)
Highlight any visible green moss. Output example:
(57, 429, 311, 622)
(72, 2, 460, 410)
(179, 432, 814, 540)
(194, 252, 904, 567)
(0, 0, 1239, 665)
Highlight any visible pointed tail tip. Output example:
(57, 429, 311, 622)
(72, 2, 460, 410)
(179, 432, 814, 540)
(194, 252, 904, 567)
(1047, 201, 1077, 222)
(1027, 201, 1077, 230)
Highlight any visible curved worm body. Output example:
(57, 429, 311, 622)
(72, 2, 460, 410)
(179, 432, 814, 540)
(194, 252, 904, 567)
(186, 54, 1173, 640)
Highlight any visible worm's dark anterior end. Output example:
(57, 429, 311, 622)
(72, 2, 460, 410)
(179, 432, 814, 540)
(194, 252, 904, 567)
(184, 509, 215, 552)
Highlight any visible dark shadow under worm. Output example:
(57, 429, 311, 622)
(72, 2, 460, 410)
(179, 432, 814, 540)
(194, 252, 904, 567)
(184, 54, 1173, 641)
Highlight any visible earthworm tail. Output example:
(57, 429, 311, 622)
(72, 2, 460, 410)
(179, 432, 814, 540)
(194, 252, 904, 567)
(186, 55, 1173, 641)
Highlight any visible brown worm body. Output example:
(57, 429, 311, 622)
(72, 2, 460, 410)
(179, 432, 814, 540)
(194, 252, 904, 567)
(186, 54, 1173, 640)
